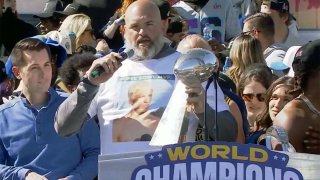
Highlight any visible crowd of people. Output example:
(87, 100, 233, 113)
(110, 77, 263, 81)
(0, 0, 319, 179)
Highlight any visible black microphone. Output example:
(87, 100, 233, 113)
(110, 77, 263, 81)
(140, 134, 152, 141)
(91, 49, 134, 78)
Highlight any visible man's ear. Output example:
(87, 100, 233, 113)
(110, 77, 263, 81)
(12, 66, 21, 79)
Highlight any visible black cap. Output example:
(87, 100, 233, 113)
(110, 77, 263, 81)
(153, 0, 171, 20)
(54, 2, 86, 17)
(33, 0, 64, 18)
(263, 0, 290, 13)
(292, 39, 320, 75)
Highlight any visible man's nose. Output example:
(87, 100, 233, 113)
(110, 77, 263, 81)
(138, 28, 147, 36)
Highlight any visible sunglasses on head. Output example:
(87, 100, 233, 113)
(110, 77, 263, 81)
(242, 93, 266, 102)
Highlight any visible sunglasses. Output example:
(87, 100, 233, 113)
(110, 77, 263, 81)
(242, 93, 266, 102)
(241, 29, 261, 36)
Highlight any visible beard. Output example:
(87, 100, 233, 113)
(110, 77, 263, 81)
(125, 35, 165, 60)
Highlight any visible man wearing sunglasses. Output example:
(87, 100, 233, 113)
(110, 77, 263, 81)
(243, 12, 289, 77)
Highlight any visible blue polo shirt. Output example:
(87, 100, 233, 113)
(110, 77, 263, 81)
(0, 89, 100, 180)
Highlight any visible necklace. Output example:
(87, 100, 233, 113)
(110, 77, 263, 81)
(300, 94, 320, 116)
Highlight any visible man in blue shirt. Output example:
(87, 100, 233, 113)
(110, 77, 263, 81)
(0, 38, 100, 180)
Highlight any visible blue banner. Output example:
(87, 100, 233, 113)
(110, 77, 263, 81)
(132, 142, 303, 180)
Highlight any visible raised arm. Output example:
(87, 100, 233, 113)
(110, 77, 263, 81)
(55, 52, 124, 136)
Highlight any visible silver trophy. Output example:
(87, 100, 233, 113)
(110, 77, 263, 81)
(174, 48, 218, 83)
(150, 48, 218, 146)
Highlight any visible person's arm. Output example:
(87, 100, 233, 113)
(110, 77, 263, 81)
(102, 16, 124, 39)
(0, 141, 31, 179)
(62, 117, 100, 180)
(274, 102, 308, 153)
(228, 100, 245, 143)
(55, 52, 124, 136)
(102, 12, 125, 39)
(54, 81, 99, 136)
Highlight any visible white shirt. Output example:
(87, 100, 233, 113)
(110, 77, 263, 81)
(173, 0, 241, 43)
(88, 52, 230, 154)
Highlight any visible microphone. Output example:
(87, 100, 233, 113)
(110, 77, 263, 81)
(91, 49, 134, 78)
(140, 134, 152, 141)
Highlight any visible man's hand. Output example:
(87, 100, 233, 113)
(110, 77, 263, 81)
(25, 172, 48, 180)
(184, 77, 205, 114)
(304, 126, 320, 154)
(86, 52, 123, 85)
(96, 39, 110, 55)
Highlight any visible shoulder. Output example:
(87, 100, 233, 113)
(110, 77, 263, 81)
(274, 99, 308, 129)
(0, 98, 21, 112)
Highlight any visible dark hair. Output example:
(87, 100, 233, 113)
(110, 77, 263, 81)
(237, 63, 273, 96)
(257, 76, 296, 131)
(291, 40, 320, 94)
(59, 52, 96, 86)
(75, 45, 97, 54)
(244, 13, 275, 39)
(10, 38, 51, 67)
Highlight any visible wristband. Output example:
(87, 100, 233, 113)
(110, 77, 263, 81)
(81, 76, 98, 87)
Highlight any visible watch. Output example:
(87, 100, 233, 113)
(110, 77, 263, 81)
(81, 76, 98, 87)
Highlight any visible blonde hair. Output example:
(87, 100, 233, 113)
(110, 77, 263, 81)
(59, 14, 92, 48)
(227, 35, 265, 85)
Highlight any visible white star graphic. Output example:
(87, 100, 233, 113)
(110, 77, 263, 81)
(273, 155, 278, 160)
(149, 155, 154, 160)
(282, 157, 286, 161)
(158, 153, 162, 158)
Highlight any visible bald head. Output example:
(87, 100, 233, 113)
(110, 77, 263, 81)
(125, 0, 162, 24)
(123, 0, 165, 60)
(177, 34, 212, 53)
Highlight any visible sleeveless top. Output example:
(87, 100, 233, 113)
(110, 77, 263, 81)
(298, 94, 320, 117)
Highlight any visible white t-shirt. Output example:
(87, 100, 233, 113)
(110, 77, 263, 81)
(88, 52, 229, 154)
(173, 0, 241, 43)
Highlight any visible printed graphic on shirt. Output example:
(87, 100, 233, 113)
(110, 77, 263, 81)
(112, 74, 175, 143)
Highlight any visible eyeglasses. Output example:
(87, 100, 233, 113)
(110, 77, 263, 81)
(242, 93, 266, 102)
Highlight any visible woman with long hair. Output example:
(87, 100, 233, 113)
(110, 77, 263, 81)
(227, 34, 265, 86)
(257, 76, 296, 133)
(237, 64, 273, 143)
